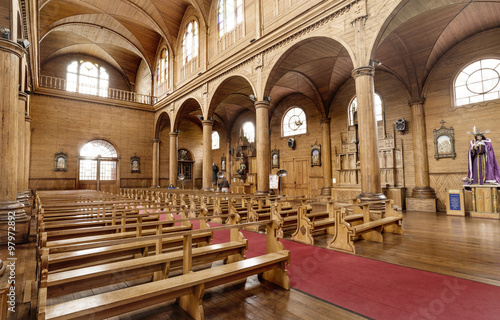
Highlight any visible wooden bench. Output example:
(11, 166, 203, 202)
(291, 201, 364, 246)
(328, 199, 403, 254)
(38, 218, 290, 320)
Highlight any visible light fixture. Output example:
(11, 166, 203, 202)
(369, 59, 381, 67)
(264, 96, 271, 103)
(17, 39, 30, 49)
(248, 94, 256, 102)
(0, 27, 10, 39)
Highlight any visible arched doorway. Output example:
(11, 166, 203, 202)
(178, 149, 194, 189)
(77, 139, 119, 194)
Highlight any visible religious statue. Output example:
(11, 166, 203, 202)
(236, 154, 247, 176)
(465, 127, 500, 185)
(212, 163, 219, 183)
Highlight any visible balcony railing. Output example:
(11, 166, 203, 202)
(39, 75, 157, 105)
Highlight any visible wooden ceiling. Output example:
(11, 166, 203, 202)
(36, 0, 500, 115)
(38, 0, 212, 85)
(374, 0, 500, 98)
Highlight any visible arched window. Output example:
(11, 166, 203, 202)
(282, 107, 307, 137)
(67, 60, 109, 97)
(348, 93, 383, 126)
(79, 140, 117, 181)
(217, 0, 244, 37)
(242, 122, 255, 143)
(182, 20, 199, 65)
(212, 131, 220, 150)
(156, 48, 168, 85)
(455, 59, 500, 106)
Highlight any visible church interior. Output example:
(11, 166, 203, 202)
(1, 0, 500, 319)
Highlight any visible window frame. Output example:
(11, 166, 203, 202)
(453, 58, 500, 107)
(348, 93, 384, 128)
(182, 20, 199, 65)
(242, 121, 255, 143)
(212, 131, 220, 150)
(66, 60, 109, 97)
(282, 106, 307, 137)
(156, 48, 169, 85)
(217, 0, 244, 37)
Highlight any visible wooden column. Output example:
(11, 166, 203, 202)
(225, 138, 231, 182)
(17, 92, 27, 192)
(152, 139, 160, 187)
(202, 120, 214, 191)
(255, 100, 270, 194)
(352, 66, 385, 201)
(169, 132, 178, 187)
(410, 99, 436, 198)
(0, 39, 22, 201)
(24, 116, 32, 190)
(321, 118, 333, 196)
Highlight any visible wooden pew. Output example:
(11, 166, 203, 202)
(328, 199, 403, 254)
(291, 200, 364, 246)
(40, 214, 247, 298)
(38, 218, 290, 320)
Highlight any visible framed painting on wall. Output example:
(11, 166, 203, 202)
(311, 140, 321, 167)
(54, 150, 68, 172)
(131, 154, 140, 173)
(433, 121, 456, 160)
(271, 147, 280, 168)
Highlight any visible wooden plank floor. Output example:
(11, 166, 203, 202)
(2, 210, 500, 320)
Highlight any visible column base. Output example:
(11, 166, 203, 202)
(320, 187, 332, 196)
(406, 197, 437, 212)
(0, 200, 29, 244)
(357, 192, 387, 202)
(411, 186, 436, 198)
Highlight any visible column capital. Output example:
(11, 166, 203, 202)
(320, 118, 331, 124)
(254, 100, 270, 110)
(202, 119, 214, 126)
(25, 115, 32, 122)
(351, 66, 375, 79)
(169, 131, 178, 137)
(409, 98, 426, 107)
(0, 39, 23, 58)
(152, 138, 160, 144)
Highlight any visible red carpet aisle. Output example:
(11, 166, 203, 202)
(210, 228, 500, 320)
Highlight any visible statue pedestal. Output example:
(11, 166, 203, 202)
(406, 197, 437, 212)
(466, 184, 500, 219)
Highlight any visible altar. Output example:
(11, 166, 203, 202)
(466, 184, 500, 219)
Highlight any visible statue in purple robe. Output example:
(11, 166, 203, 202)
(466, 131, 500, 185)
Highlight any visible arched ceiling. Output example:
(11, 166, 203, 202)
(209, 77, 255, 134)
(264, 37, 354, 117)
(38, 0, 212, 84)
(374, 0, 500, 98)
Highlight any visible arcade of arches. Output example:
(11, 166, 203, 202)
(2, 0, 500, 318)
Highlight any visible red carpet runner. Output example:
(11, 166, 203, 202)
(209, 227, 500, 320)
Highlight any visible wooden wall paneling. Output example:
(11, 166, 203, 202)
(29, 95, 154, 191)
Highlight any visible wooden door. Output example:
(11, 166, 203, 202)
(77, 158, 119, 194)
(281, 157, 309, 197)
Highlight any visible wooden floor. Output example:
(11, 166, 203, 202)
(3, 210, 500, 320)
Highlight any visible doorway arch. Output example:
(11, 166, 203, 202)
(77, 139, 119, 193)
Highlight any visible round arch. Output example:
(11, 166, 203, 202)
(76, 138, 120, 194)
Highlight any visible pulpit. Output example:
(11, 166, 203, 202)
(466, 184, 500, 219)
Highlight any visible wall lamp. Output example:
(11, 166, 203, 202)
(17, 39, 31, 49)
(369, 59, 381, 67)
